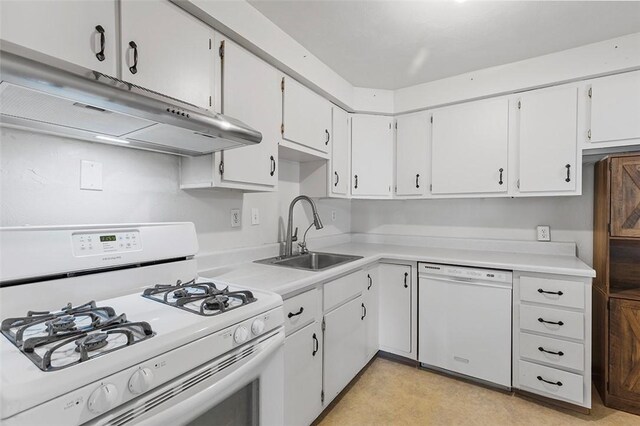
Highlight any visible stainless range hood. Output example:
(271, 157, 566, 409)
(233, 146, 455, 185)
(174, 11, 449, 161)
(0, 42, 262, 156)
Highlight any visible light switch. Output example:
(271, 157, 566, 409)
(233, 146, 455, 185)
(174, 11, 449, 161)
(80, 160, 103, 191)
(251, 208, 260, 225)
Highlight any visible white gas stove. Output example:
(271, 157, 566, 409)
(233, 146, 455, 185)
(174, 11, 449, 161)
(0, 223, 284, 425)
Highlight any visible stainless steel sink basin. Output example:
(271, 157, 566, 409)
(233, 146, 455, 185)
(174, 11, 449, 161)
(255, 252, 363, 271)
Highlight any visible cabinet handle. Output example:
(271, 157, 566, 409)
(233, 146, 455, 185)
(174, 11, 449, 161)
(416, 174, 420, 189)
(537, 288, 563, 296)
(312, 333, 319, 356)
(334, 171, 339, 187)
(565, 164, 571, 182)
(404, 272, 408, 288)
(538, 317, 563, 326)
(287, 307, 304, 318)
(95, 25, 106, 62)
(270, 156, 276, 176)
(325, 129, 330, 145)
(538, 346, 564, 356)
(354, 175, 358, 189)
(367, 274, 372, 290)
(361, 303, 367, 320)
(537, 376, 563, 387)
(498, 168, 504, 185)
(128, 41, 138, 74)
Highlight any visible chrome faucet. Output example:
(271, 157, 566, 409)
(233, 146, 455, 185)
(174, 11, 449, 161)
(285, 195, 323, 257)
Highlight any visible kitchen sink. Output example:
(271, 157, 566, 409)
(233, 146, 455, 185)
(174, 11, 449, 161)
(255, 252, 363, 271)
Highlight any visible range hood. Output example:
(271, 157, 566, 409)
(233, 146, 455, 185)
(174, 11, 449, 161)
(0, 42, 261, 156)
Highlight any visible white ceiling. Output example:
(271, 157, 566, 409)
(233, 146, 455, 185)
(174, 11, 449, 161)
(249, 1, 640, 90)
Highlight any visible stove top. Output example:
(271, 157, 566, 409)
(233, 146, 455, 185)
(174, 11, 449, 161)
(0, 301, 154, 371)
(142, 279, 257, 316)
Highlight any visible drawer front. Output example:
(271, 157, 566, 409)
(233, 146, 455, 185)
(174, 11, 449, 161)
(519, 332, 584, 371)
(520, 305, 584, 340)
(324, 269, 365, 312)
(520, 276, 585, 309)
(518, 360, 584, 404)
(284, 289, 319, 335)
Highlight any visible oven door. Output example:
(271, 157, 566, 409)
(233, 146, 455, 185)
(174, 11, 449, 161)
(94, 327, 284, 426)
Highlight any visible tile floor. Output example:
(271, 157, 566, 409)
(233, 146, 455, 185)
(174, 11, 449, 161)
(317, 357, 639, 426)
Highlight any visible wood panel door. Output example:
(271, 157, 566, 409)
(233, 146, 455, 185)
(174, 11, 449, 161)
(609, 298, 640, 404)
(611, 156, 640, 238)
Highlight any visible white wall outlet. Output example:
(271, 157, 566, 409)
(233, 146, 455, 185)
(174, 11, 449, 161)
(251, 208, 260, 225)
(537, 225, 551, 241)
(231, 208, 241, 228)
(331, 210, 337, 221)
(80, 160, 103, 191)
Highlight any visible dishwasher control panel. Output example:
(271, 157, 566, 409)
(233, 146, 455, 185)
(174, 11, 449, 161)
(419, 263, 512, 284)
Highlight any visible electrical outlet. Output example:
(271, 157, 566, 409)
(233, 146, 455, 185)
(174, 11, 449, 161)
(537, 225, 551, 241)
(231, 208, 241, 228)
(251, 208, 260, 225)
(80, 160, 103, 191)
(331, 210, 337, 221)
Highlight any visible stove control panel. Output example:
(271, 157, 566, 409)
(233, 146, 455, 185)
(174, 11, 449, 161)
(72, 230, 141, 256)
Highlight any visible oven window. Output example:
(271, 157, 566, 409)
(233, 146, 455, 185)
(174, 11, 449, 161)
(186, 379, 259, 426)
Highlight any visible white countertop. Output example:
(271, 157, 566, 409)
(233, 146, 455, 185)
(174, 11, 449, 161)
(199, 242, 595, 298)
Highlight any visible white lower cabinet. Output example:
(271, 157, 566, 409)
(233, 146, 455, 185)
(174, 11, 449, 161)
(363, 265, 380, 361)
(284, 321, 323, 426)
(378, 263, 414, 357)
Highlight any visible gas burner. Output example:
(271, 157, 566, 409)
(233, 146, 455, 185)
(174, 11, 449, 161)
(46, 315, 77, 334)
(75, 333, 108, 352)
(203, 295, 229, 311)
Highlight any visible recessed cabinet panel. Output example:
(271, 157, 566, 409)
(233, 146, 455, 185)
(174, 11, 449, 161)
(331, 107, 350, 195)
(611, 156, 640, 238)
(518, 86, 578, 193)
(431, 98, 509, 195)
(351, 114, 393, 197)
(396, 111, 430, 196)
(0, 0, 118, 76)
(120, 0, 213, 109)
(378, 263, 412, 354)
(590, 71, 640, 144)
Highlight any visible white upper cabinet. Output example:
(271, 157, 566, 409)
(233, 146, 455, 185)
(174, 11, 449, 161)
(331, 107, 350, 196)
(588, 70, 640, 144)
(351, 114, 393, 197)
(517, 86, 578, 193)
(431, 98, 509, 195)
(0, 0, 118, 76)
(282, 77, 332, 154)
(218, 39, 279, 188)
(395, 111, 430, 196)
(119, 0, 214, 109)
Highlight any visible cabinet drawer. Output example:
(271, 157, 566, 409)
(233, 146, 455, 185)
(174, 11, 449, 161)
(519, 333, 584, 371)
(520, 276, 585, 309)
(324, 269, 365, 312)
(520, 305, 584, 340)
(284, 289, 319, 336)
(518, 360, 584, 405)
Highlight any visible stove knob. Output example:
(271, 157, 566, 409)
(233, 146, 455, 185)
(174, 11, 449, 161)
(128, 367, 154, 395)
(234, 325, 250, 344)
(87, 383, 118, 415)
(251, 319, 265, 335)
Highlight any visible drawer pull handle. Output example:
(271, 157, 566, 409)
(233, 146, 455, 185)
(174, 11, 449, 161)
(128, 41, 138, 74)
(95, 25, 106, 62)
(538, 289, 564, 296)
(361, 303, 367, 320)
(538, 317, 564, 326)
(367, 274, 372, 290)
(537, 376, 563, 387)
(498, 168, 504, 185)
(404, 272, 409, 288)
(312, 333, 319, 356)
(287, 307, 304, 318)
(538, 346, 564, 356)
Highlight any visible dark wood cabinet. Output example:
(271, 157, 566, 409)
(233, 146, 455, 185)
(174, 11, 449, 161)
(593, 153, 640, 415)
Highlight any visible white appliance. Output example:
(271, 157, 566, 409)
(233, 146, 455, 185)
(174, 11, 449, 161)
(418, 262, 512, 388)
(0, 223, 284, 425)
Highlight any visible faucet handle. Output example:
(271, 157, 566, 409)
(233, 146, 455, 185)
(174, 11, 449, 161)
(292, 227, 298, 242)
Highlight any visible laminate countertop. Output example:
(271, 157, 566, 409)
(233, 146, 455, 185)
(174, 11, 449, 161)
(199, 242, 595, 298)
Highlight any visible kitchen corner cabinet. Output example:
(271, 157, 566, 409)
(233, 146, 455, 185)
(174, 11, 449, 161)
(395, 111, 430, 196)
(331, 107, 351, 196)
(282, 77, 332, 154)
(516, 86, 579, 194)
(351, 114, 393, 197)
(0, 0, 118, 76)
(431, 98, 509, 196)
(119, 0, 214, 109)
(363, 265, 380, 361)
(378, 263, 414, 357)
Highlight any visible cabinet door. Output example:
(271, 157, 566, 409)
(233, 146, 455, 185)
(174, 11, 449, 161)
(282, 77, 332, 153)
(323, 296, 366, 403)
(363, 266, 380, 360)
(609, 298, 640, 403)
(331, 107, 350, 195)
(120, 0, 213, 109)
(589, 71, 640, 144)
(396, 111, 429, 196)
(284, 322, 323, 426)
(378, 264, 412, 354)
(611, 156, 640, 238)
(518, 87, 578, 193)
(0, 0, 117, 75)
(431, 98, 509, 195)
(351, 114, 393, 197)
(218, 40, 279, 187)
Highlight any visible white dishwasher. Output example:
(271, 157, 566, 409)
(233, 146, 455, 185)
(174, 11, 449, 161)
(418, 262, 512, 388)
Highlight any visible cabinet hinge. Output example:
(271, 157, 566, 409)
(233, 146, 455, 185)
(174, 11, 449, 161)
(430, 116, 433, 124)
(587, 129, 592, 140)
(395, 185, 397, 193)
(321, 317, 326, 331)
(218, 40, 225, 58)
(389, 123, 391, 130)
(430, 184, 433, 191)
(517, 100, 521, 110)
(209, 96, 212, 107)
(321, 390, 325, 403)
(517, 179, 520, 189)
(588, 87, 592, 99)
(219, 160, 224, 176)
(281, 77, 285, 93)
(395, 122, 398, 130)
(280, 123, 285, 135)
